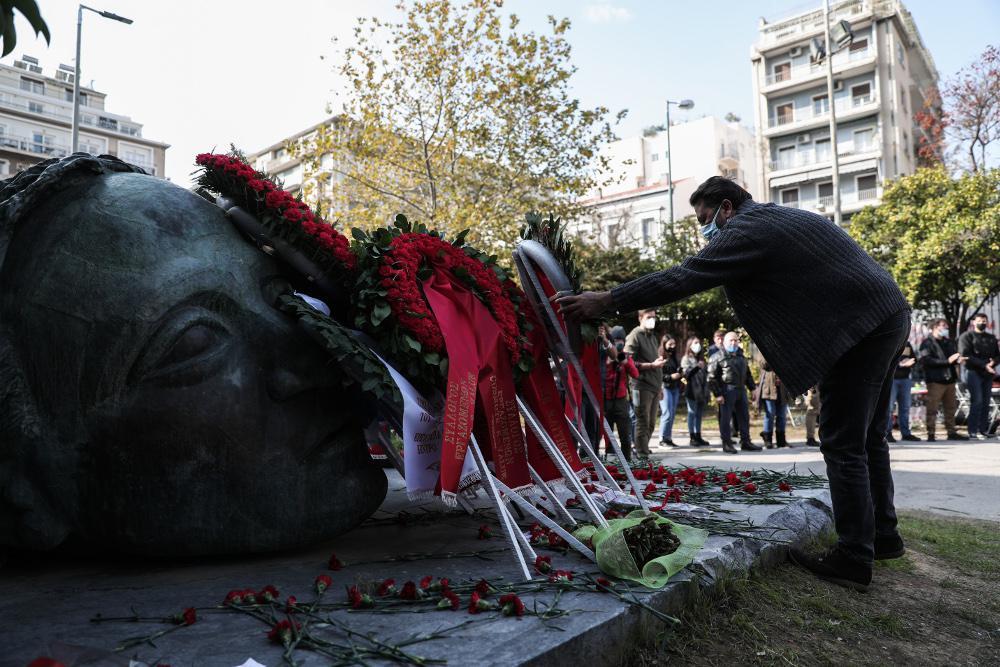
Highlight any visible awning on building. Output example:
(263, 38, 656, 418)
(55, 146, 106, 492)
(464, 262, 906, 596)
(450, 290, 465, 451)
(769, 158, 877, 188)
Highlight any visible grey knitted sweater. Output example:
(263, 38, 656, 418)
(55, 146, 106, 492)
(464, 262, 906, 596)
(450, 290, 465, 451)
(610, 201, 909, 396)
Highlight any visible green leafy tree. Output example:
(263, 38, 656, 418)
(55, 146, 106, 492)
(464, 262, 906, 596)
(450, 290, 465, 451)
(849, 166, 1000, 333)
(0, 1, 49, 57)
(293, 0, 623, 256)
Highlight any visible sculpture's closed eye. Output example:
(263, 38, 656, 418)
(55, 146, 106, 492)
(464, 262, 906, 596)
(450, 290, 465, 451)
(131, 309, 231, 385)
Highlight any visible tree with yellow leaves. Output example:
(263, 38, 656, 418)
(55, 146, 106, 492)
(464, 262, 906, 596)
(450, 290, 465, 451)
(292, 0, 623, 256)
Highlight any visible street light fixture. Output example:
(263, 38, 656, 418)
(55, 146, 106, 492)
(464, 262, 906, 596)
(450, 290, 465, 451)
(71, 4, 133, 153)
(665, 98, 694, 230)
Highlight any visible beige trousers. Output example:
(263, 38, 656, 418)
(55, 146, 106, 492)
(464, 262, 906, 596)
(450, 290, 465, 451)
(925, 381, 957, 437)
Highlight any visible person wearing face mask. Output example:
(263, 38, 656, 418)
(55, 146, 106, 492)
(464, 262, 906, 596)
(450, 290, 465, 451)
(557, 175, 915, 592)
(957, 313, 1000, 440)
(624, 309, 666, 458)
(657, 334, 683, 447)
(918, 319, 968, 442)
(681, 336, 711, 446)
(708, 331, 759, 453)
(604, 325, 639, 460)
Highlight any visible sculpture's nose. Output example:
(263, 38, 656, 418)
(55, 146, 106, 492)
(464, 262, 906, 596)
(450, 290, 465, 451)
(264, 322, 342, 402)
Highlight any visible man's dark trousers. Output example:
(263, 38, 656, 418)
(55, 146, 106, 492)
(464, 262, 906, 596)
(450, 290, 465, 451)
(966, 372, 994, 436)
(818, 310, 910, 565)
(718, 385, 750, 444)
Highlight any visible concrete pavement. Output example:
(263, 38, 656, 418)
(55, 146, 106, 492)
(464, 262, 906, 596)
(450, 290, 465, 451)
(649, 436, 1000, 521)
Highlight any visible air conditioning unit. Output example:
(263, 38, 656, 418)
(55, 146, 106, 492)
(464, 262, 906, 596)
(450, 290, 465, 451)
(789, 46, 802, 58)
(797, 133, 812, 143)
(833, 79, 844, 91)
(13, 60, 27, 70)
(55, 70, 72, 82)
(28, 65, 42, 74)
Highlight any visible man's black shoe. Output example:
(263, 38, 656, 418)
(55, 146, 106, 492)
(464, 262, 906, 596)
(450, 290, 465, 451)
(740, 441, 763, 452)
(788, 546, 871, 592)
(901, 434, 921, 442)
(722, 441, 738, 454)
(806, 437, 820, 447)
(946, 432, 969, 441)
(663, 439, 679, 447)
(886, 433, 896, 443)
(874, 534, 905, 560)
(925, 435, 936, 442)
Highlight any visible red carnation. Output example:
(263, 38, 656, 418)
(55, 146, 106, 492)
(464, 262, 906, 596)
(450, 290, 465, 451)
(258, 585, 280, 602)
(328, 553, 344, 571)
(477, 524, 493, 540)
(195, 153, 213, 165)
(468, 591, 492, 614)
(534, 555, 552, 574)
(315, 574, 333, 594)
(499, 593, 525, 617)
(347, 585, 373, 609)
(376, 579, 396, 596)
(779, 481, 792, 492)
(548, 570, 574, 584)
(438, 590, 460, 610)
(399, 581, 420, 600)
(285, 595, 297, 612)
(743, 482, 757, 493)
(172, 607, 197, 626)
(475, 579, 491, 597)
(241, 589, 257, 604)
(27, 660, 66, 667)
(283, 207, 304, 223)
(224, 590, 245, 606)
(742, 470, 752, 478)
(265, 190, 288, 209)
(596, 577, 613, 591)
(267, 619, 301, 646)
(247, 179, 266, 192)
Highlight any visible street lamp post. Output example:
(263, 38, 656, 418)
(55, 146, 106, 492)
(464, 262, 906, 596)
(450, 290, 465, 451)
(72, 5, 133, 153)
(823, 0, 842, 226)
(665, 98, 694, 230)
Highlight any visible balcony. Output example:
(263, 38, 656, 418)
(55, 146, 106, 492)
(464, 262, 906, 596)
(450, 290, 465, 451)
(763, 47, 874, 91)
(768, 139, 879, 172)
(0, 133, 70, 158)
(782, 188, 883, 214)
(757, 0, 870, 49)
(765, 94, 879, 137)
(0, 88, 143, 138)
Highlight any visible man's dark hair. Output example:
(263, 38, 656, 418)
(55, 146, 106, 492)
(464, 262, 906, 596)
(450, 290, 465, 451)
(689, 176, 753, 209)
(929, 318, 948, 329)
(971, 312, 987, 322)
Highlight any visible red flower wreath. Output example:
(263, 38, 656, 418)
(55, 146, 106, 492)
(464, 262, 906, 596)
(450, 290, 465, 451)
(194, 151, 356, 273)
(379, 232, 521, 362)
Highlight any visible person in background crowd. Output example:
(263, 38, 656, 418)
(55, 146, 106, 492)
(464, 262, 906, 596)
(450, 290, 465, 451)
(919, 318, 968, 442)
(958, 313, 1000, 440)
(604, 325, 638, 460)
(658, 334, 682, 447)
(682, 336, 711, 447)
(758, 356, 790, 448)
(708, 331, 760, 454)
(805, 385, 821, 447)
(625, 309, 665, 458)
(707, 329, 726, 357)
(886, 340, 920, 442)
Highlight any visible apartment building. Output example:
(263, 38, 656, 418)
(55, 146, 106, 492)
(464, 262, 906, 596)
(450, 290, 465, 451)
(0, 55, 167, 178)
(572, 115, 757, 249)
(751, 0, 937, 221)
(249, 116, 342, 202)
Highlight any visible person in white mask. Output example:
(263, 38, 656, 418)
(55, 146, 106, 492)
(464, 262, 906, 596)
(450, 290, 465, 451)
(681, 336, 711, 446)
(624, 309, 666, 458)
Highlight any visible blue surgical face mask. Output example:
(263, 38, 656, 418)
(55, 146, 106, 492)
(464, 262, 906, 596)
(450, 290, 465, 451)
(700, 205, 723, 241)
(725, 343, 738, 353)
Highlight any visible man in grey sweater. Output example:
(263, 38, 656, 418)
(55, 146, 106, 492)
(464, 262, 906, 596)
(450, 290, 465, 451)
(556, 176, 910, 592)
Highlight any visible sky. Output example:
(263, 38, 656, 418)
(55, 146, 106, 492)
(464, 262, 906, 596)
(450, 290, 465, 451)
(5, 0, 998, 186)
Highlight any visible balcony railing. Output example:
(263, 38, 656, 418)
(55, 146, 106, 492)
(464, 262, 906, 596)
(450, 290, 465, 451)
(768, 94, 878, 128)
(768, 139, 879, 171)
(0, 89, 143, 138)
(778, 189, 882, 212)
(758, 0, 869, 48)
(0, 133, 70, 158)
(858, 187, 878, 201)
(763, 47, 871, 86)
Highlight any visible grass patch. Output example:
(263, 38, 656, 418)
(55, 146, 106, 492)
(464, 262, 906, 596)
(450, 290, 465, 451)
(897, 511, 1000, 577)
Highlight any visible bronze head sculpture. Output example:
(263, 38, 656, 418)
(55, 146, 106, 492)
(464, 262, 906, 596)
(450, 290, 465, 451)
(0, 153, 387, 556)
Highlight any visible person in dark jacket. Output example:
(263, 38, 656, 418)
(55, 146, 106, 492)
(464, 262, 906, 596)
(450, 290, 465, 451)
(657, 334, 682, 447)
(919, 319, 968, 442)
(556, 176, 911, 592)
(958, 313, 999, 439)
(757, 356, 790, 448)
(885, 341, 919, 442)
(708, 331, 759, 454)
(681, 336, 711, 446)
(604, 325, 639, 460)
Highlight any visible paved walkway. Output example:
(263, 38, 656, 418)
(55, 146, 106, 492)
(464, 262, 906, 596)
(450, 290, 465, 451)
(648, 436, 1000, 522)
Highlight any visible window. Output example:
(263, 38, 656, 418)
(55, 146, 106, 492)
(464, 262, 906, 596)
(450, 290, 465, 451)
(814, 138, 831, 161)
(0, 159, 8, 177)
(31, 132, 45, 153)
(19, 77, 44, 95)
(780, 188, 799, 207)
(899, 86, 907, 113)
(773, 61, 792, 82)
(641, 218, 654, 245)
(857, 174, 878, 200)
(812, 94, 829, 115)
(851, 83, 872, 106)
(123, 148, 151, 165)
(777, 145, 796, 169)
(854, 128, 874, 151)
(64, 89, 88, 106)
(902, 131, 910, 158)
(775, 102, 794, 125)
(274, 147, 287, 160)
(650, 153, 659, 162)
(28, 101, 44, 114)
(98, 116, 118, 130)
(818, 182, 834, 205)
(897, 42, 905, 68)
(849, 38, 868, 56)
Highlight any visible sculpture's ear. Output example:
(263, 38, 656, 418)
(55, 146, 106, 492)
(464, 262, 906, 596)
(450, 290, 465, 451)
(0, 326, 71, 551)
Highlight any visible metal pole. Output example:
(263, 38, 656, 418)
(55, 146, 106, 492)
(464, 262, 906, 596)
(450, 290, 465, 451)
(72, 4, 83, 153)
(824, 0, 842, 225)
(665, 101, 674, 229)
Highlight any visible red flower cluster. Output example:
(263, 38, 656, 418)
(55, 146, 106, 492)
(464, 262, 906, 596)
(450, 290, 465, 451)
(399, 581, 421, 600)
(499, 593, 525, 617)
(223, 589, 258, 606)
(328, 553, 344, 571)
(438, 589, 461, 610)
(678, 468, 707, 486)
(268, 619, 301, 645)
(534, 555, 552, 574)
(376, 579, 397, 596)
(194, 152, 355, 271)
(779, 481, 793, 492)
(347, 585, 373, 609)
(548, 570, 574, 585)
(258, 585, 280, 603)
(314, 574, 333, 594)
(378, 233, 521, 359)
(725, 471, 742, 486)
(475, 579, 492, 597)
(743, 482, 758, 493)
(528, 523, 567, 550)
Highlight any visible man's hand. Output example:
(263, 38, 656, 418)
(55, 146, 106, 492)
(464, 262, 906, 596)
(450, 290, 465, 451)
(948, 352, 962, 364)
(553, 290, 614, 321)
(671, 372, 681, 380)
(650, 357, 667, 369)
(986, 362, 996, 375)
(900, 358, 916, 368)
(716, 396, 725, 405)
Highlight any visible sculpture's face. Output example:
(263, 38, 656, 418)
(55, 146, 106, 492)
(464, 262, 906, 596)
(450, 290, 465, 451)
(4, 173, 385, 555)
